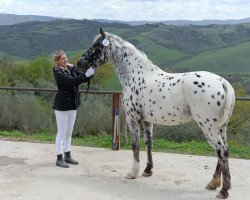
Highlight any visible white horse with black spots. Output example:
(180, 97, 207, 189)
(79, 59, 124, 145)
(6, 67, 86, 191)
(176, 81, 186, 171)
(77, 28, 235, 199)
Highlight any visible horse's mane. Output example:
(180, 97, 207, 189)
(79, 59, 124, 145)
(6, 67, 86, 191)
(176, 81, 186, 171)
(106, 33, 154, 66)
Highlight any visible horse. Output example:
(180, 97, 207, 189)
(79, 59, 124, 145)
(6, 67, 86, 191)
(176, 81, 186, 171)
(77, 28, 235, 199)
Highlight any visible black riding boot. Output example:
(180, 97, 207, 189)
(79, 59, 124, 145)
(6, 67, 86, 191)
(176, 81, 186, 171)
(56, 154, 69, 168)
(64, 151, 79, 165)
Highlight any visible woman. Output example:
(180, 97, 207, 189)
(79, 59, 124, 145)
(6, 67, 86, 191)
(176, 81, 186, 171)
(53, 50, 95, 168)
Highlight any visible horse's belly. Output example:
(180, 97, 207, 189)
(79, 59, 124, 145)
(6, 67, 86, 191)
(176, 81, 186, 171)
(143, 105, 192, 126)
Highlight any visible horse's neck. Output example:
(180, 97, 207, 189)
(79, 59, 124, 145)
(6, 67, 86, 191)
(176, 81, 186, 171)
(110, 41, 160, 87)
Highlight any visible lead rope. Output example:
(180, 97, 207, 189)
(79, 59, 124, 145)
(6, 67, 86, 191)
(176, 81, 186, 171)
(83, 78, 91, 101)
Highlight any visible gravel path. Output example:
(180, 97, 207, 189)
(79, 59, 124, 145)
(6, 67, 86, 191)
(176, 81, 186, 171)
(0, 140, 249, 200)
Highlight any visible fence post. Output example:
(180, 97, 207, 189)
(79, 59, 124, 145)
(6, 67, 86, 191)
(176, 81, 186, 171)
(112, 93, 121, 150)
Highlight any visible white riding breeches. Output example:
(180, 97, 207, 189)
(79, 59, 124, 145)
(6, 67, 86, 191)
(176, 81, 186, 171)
(55, 110, 77, 155)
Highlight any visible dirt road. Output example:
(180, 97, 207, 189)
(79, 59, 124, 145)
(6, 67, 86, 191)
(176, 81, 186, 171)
(0, 140, 249, 200)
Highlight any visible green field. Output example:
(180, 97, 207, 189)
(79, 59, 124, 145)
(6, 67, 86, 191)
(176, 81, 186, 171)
(171, 41, 250, 74)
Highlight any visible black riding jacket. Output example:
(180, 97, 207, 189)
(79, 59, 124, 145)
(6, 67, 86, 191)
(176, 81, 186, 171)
(53, 65, 90, 111)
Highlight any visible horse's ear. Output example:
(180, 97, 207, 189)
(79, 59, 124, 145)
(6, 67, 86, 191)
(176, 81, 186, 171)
(100, 27, 106, 39)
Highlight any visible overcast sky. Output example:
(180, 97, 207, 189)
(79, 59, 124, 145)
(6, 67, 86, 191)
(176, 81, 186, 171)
(1, 0, 250, 21)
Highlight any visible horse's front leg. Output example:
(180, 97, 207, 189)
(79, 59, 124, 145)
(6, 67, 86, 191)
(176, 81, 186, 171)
(142, 121, 153, 177)
(126, 119, 140, 179)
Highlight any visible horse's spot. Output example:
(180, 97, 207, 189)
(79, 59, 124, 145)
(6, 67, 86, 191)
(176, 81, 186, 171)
(221, 95, 224, 100)
(208, 102, 211, 105)
(202, 82, 205, 86)
(159, 107, 162, 109)
(202, 90, 205, 92)
(199, 122, 204, 127)
(211, 95, 215, 99)
(217, 101, 221, 106)
(172, 83, 176, 86)
(194, 91, 197, 94)
(208, 85, 211, 87)
(168, 113, 171, 115)
(195, 73, 201, 78)
(193, 81, 198, 85)
(136, 90, 139, 95)
(163, 96, 165, 99)
(152, 101, 156, 104)
(223, 84, 227, 92)
(177, 79, 180, 82)
(198, 85, 202, 88)
(149, 89, 153, 94)
(206, 118, 210, 122)
(130, 95, 133, 101)
(213, 118, 217, 122)
(217, 91, 221, 96)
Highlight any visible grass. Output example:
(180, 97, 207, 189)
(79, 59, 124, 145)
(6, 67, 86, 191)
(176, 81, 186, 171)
(172, 41, 250, 74)
(1, 130, 250, 159)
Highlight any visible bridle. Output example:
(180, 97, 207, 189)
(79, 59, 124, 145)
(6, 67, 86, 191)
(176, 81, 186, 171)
(77, 38, 110, 100)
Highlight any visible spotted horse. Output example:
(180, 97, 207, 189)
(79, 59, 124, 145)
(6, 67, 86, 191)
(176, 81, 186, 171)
(77, 28, 235, 199)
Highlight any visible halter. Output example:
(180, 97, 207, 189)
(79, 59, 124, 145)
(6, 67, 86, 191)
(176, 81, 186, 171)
(83, 38, 110, 66)
(78, 38, 110, 100)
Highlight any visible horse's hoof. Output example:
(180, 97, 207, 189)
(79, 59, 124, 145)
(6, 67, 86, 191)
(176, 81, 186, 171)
(216, 191, 229, 199)
(142, 170, 153, 177)
(206, 183, 217, 190)
(125, 173, 136, 179)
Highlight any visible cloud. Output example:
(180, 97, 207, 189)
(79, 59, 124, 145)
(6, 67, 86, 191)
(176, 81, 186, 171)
(0, 0, 250, 21)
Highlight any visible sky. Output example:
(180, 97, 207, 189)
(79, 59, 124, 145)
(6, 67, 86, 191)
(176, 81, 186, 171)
(1, 0, 250, 21)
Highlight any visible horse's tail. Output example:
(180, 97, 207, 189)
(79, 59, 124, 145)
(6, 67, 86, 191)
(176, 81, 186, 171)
(218, 81, 235, 127)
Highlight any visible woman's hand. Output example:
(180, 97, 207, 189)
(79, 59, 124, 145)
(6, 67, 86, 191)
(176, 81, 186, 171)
(85, 67, 95, 77)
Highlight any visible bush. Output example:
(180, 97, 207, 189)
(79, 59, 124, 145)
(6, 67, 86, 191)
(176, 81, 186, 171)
(0, 92, 55, 133)
(74, 94, 112, 136)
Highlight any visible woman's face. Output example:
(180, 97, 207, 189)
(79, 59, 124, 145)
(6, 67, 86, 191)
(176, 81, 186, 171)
(58, 53, 68, 68)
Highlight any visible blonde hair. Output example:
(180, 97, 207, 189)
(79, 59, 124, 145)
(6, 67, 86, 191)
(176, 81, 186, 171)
(52, 50, 65, 66)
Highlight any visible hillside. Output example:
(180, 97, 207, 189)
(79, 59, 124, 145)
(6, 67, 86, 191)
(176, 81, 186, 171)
(1, 19, 250, 74)
(172, 41, 250, 74)
(0, 13, 58, 25)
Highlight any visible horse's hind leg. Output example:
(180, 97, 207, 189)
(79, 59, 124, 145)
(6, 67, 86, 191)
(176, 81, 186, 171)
(204, 125, 231, 199)
(216, 148, 231, 199)
(142, 121, 153, 177)
(206, 160, 222, 190)
(126, 118, 141, 179)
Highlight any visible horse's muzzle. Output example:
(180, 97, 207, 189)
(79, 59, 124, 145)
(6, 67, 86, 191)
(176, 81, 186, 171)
(76, 56, 90, 72)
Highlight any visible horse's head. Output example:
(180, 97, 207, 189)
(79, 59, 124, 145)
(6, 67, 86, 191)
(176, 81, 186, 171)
(77, 28, 111, 72)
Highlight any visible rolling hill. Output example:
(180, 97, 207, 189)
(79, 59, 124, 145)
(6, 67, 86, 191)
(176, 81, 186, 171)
(0, 18, 250, 74)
